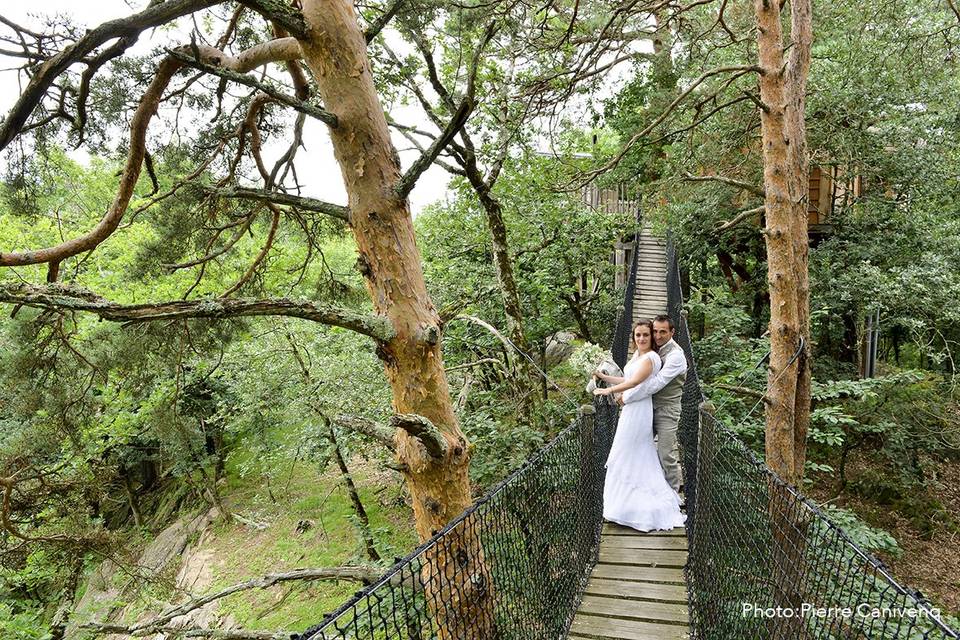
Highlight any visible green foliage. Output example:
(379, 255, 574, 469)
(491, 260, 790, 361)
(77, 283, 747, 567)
(419, 153, 629, 348)
(820, 506, 902, 558)
(0, 604, 51, 640)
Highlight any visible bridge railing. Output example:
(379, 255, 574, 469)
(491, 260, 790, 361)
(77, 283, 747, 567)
(666, 240, 960, 640)
(293, 251, 639, 640)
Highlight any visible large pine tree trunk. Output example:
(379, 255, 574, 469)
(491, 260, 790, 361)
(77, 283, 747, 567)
(754, 0, 812, 488)
(298, 1, 493, 637)
(754, 1, 813, 637)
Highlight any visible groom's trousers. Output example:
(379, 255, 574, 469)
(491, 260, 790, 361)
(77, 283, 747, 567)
(653, 401, 683, 493)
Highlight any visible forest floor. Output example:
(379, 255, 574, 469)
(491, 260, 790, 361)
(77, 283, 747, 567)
(197, 455, 417, 632)
(71, 452, 417, 638)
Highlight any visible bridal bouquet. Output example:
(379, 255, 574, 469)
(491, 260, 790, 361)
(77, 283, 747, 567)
(568, 343, 622, 397)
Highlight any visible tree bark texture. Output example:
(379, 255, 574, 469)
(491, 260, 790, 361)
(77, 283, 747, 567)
(754, 0, 812, 487)
(754, 1, 813, 637)
(297, 1, 494, 637)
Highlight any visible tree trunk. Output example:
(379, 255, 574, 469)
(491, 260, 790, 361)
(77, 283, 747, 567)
(327, 424, 382, 563)
(120, 469, 144, 529)
(754, 0, 812, 488)
(754, 0, 813, 637)
(298, 2, 493, 636)
(463, 169, 538, 415)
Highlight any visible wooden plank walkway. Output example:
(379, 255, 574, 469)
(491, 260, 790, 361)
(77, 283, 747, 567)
(632, 227, 668, 324)
(569, 523, 690, 640)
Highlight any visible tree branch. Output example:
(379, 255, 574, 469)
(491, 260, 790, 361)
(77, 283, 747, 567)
(207, 187, 349, 221)
(84, 566, 380, 637)
(716, 205, 765, 232)
(391, 414, 448, 459)
(578, 65, 763, 184)
(220, 205, 281, 297)
(715, 383, 772, 404)
(168, 45, 338, 127)
(332, 415, 396, 450)
(0, 0, 224, 151)
(365, 0, 405, 43)
(395, 97, 473, 199)
(162, 212, 257, 271)
(0, 284, 395, 341)
(0, 40, 312, 269)
(236, 0, 310, 40)
(683, 172, 765, 197)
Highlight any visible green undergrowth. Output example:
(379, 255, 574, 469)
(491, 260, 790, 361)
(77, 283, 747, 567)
(199, 449, 418, 632)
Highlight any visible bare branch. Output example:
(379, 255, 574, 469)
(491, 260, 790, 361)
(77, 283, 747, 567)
(221, 205, 281, 297)
(684, 173, 765, 197)
(332, 415, 396, 450)
(236, 0, 309, 39)
(452, 314, 515, 365)
(84, 566, 380, 637)
(0, 0, 224, 151)
(365, 0, 406, 43)
(714, 383, 772, 404)
(0, 284, 396, 341)
(716, 205, 765, 232)
(395, 97, 473, 199)
(74, 35, 139, 138)
(168, 45, 338, 127)
(207, 187, 349, 221)
(90, 625, 290, 639)
(163, 214, 257, 271)
(578, 65, 764, 184)
(391, 414, 448, 459)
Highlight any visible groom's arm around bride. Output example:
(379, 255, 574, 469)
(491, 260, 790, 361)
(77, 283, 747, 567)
(622, 316, 688, 494)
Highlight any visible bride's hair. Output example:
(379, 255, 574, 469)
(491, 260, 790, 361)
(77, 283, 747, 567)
(631, 319, 657, 354)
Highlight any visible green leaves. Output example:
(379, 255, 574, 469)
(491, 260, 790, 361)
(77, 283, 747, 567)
(820, 505, 902, 558)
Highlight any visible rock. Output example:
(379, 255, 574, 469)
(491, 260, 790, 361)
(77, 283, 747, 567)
(543, 331, 577, 369)
(66, 509, 216, 639)
(295, 519, 313, 534)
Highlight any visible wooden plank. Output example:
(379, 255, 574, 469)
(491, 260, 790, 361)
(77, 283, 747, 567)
(602, 524, 685, 536)
(591, 563, 685, 584)
(598, 549, 687, 568)
(569, 613, 688, 640)
(585, 577, 688, 603)
(578, 594, 689, 624)
(602, 536, 687, 550)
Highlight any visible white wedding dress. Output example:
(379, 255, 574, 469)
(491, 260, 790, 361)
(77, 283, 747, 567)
(603, 350, 686, 532)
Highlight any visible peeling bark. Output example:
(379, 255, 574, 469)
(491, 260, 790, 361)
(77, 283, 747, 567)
(297, 1, 494, 636)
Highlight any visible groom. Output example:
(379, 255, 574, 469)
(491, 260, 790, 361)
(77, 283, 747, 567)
(622, 315, 687, 495)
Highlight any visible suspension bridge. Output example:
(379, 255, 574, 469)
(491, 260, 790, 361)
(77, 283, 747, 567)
(293, 227, 959, 640)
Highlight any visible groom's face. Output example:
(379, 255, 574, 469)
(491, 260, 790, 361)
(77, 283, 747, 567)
(653, 321, 674, 348)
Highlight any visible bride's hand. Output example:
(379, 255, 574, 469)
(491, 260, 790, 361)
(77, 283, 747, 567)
(593, 387, 609, 396)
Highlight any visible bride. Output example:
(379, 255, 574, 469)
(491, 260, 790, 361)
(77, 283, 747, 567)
(593, 320, 685, 532)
